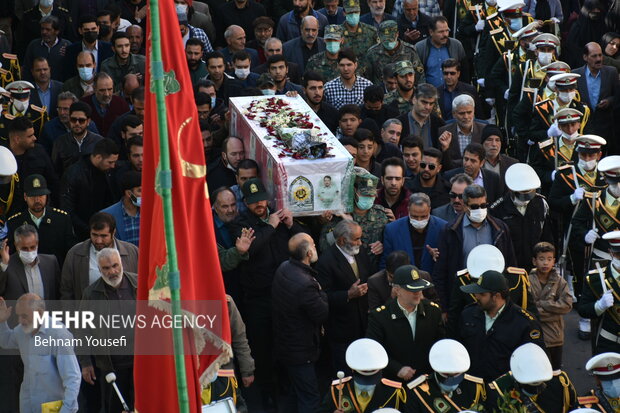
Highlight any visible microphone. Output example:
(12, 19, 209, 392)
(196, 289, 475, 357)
(105, 372, 130, 411)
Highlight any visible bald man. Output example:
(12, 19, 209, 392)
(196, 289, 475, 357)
(283, 16, 327, 72)
(222, 25, 260, 68)
(272, 232, 328, 413)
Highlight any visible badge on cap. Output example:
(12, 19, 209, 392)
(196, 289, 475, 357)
(250, 184, 258, 193)
(367, 179, 373, 186)
(33, 178, 40, 188)
(411, 269, 419, 280)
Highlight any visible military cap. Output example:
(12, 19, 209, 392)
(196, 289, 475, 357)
(553, 108, 582, 124)
(532, 33, 560, 48)
(353, 167, 378, 196)
(602, 231, 620, 253)
(393, 265, 433, 291)
(511, 21, 539, 39)
(460, 270, 508, 294)
(585, 352, 620, 376)
(550, 73, 580, 89)
(393, 60, 414, 76)
(466, 244, 505, 279)
(257, 73, 276, 87)
(575, 135, 606, 154)
(0, 146, 17, 176)
(505, 163, 541, 192)
(6, 80, 34, 99)
(510, 343, 552, 384)
(241, 178, 269, 204)
(597, 155, 620, 178)
(345, 338, 388, 374)
(541, 61, 571, 75)
(497, 0, 525, 13)
(324, 24, 344, 40)
(429, 339, 470, 374)
(343, 0, 361, 12)
(378, 20, 398, 40)
(24, 174, 51, 197)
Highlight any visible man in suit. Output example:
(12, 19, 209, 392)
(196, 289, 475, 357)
(29, 57, 63, 119)
(316, 219, 376, 374)
(437, 94, 486, 169)
(397, 83, 446, 148)
(282, 16, 326, 72)
(382, 192, 447, 275)
(253, 38, 302, 84)
(432, 173, 472, 224)
(573, 42, 618, 146)
(444, 143, 503, 204)
(63, 15, 113, 81)
(437, 58, 481, 121)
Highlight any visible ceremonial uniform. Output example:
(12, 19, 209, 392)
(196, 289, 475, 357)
(20, 5, 75, 50)
(365, 41, 425, 85)
(577, 389, 619, 413)
(0, 53, 21, 88)
(0, 146, 17, 218)
(408, 374, 486, 412)
(201, 369, 247, 413)
(579, 352, 620, 412)
(319, 376, 411, 412)
(340, 21, 379, 59)
(528, 98, 590, 145)
(0, 81, 49, 144)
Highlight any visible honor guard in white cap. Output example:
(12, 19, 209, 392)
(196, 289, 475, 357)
(0, 145, 18, 217)
(408, 339, 486, 412)
(578, 352, 620, 411)
(488, 343, 577, 412)
(578, 230, 620, 354)
(320, 338, 411, 413)
(0, 80, 48, 142)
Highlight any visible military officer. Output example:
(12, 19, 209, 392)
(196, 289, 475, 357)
(578, 352, 620, 412)
(454, 0, 498, 62)
(307, 25, 346, 82)
(6, 174, 75, 266)
(365, 20, 425, 85)
(0, 145, 17, 218)
(383, 61, 416, 115)
(20, 3, 75, 50)
(0, 81, 49, 144)
(578, 231, 620, 354)
(319, 338, 412, 412)
(487, 343, 577, 412)
(0, 53, 21, 88)
(366, 265, 444, 381)
(408, 339, 486, 412)
(340, 0, 379, 59)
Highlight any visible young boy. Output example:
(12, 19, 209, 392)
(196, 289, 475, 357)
(530, 242, 573, 370)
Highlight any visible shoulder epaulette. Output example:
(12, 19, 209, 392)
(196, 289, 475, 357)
(490, 197, 504, 209)
(58, 6, 70, 12)
(457, 268, 469, 276)
(407, 375, 429, 389)
(30, 104, 45, 113)
(217, 369, 235, 378)
(538, 138, 553, 149)
(2, 53, 17, 60)
(429, 301, 440, 308)
(381, 378, 402, 389)
(506, 267, 527, 275)
(464, 374, 484, 384)
(331, 376, 352, 386)
(521, 308, 535, 321)
(7, 211, 22, 221)
(52, 207, 68, 215)
(557, 164, 572, 171)
(375, 305, 386, 312)
(3, 113, 15, 120)
(577, 395, 599, 404)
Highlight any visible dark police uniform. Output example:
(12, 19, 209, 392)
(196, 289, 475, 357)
(319, 376, 412, 413)
(577, 389, 619, 412)
(407, 373, 486, 412)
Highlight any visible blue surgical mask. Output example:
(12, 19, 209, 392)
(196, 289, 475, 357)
(261, 89, 276, 95)
(78, 67, 94, 82)
(356, 195, 375, 210)
(346, 12, 360, 26)
(382, 40, 398, 50)
(435, 372, 465, 394)
(602, 379, 620, 399)
(326, 41, 341, 54)
(509, 18, 523, 31)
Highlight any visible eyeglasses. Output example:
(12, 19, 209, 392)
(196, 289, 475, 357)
(443, 71, 458, 75)
(420, 162, 437, 170)
(449, 192, 463, 199)
(467, 203, 488, 210)
(70, 117, 88, 124)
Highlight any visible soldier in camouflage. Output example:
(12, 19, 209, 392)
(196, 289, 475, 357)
(340, 0, 380, 59)
(365, 20, 426, 85)
(383, 60, 416, 115)
(307, 25, 348, 82)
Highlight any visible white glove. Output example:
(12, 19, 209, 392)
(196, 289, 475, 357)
(547, 122, 561, 137)
(570, 187, 585, 204)
(551, 17, 560, 23)
(503, 89, 510, 100)
(584, 228, 600, 244)
(485, 97, 495, 106)
(595, 290, 614, 314)
(477, 78, 485, 88)
(551, 170, 557, 181)
(475, 19, 485, 31)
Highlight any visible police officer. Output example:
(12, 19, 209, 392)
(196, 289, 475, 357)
(579, 231, 620, 354)
(490, 163, 554, 269)
(578, 352, 620, 412)
(367, 265, 444, 381)
(306, 25, 346, 82)
(319, 338, 412, 413)
(487, 343, 577, 412)
(0, 145, 17, 218)
(6, 174, 75, 266)
(340, 0, 379, 59)
(457, 270, 545, 382)
(0, 80, 49, 143)
(365, 20, 425, 86)
(408, 339, 486, 412)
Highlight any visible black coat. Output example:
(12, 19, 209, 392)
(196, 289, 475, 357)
(457, 300, 545, 382)
(405, 174, 451, 209)
(443, 167, 503, 205)
(315, 244, 376, 343)
(272, 259, 328, 365)
(432, 213, 517, 309)
(397, 112, 445, 147)
(206, 158, 237, 197)
(13, 144, 59, 207)
(366, 298, 445, 379)
(397, 13, 432, 46)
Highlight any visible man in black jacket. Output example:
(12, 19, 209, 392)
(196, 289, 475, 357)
(272, 233, 328, 413)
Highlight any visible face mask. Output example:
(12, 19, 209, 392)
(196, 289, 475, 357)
(13, 99, 29, 113)
(19, 250, 37, 265)
(382, 40, 398, 50)
(99, 24, 111, 37)
(561, 130, 579, 142)
(612, 258, 620, 272)
(346, 13, 360, 26)
(513, 191, 536, 203)
(211, 96, 217, 108)
(326, 41, 341, 54)
(356, 195, 375, 210)
(176, 3, 188, 15)
(558, 91, 576, 102)
(435, 373, 465, 393)
(486, 0, 497, 5)
(509, 18, 523, 31)
(468, 208, 487, 223)
(130, 193, 141, 207)
(79, 67, 94, 82)
(235, 68, 250, 79)
(261, 89, 275, 95)
(537, 52, 553, 66)
(602, 379, 620, 399)
(409, 218, 428, 229)
(608, 182, 620, 198)
(39, 0, 53, 7)
(578, 158, 597, 171)
(353, 371, 382, 386)
(83, 31, 98, 43)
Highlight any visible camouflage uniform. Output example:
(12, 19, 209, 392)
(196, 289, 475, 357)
(383, 89, 413, 114)
(306, 53, 367, 82)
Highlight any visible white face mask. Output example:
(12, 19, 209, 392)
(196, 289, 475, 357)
(558, 91, 576, 102)
(235, 68, 250, 80)
(19, 250, 37, 265)
(578, 158, 597, 171)
(561, 130, 579, 142)
(13, 99, 29, 113)
(609, 182, 620, 198)
(486, 0, 497, 5)
(537, 52, 553, 66)
(175, 3, 188, 15)
(409, 218, 429, 229)
(468, 208, 487, 223)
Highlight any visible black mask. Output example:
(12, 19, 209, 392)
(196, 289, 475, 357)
(520, 382, 547, 397)
(514, 191, 536, 202)
(83, 31, 98, 43)
(99, 24, 111, 37)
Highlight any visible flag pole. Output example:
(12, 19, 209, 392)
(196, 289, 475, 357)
(147, 1, 191, 412)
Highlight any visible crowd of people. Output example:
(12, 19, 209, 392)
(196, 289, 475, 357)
(0, 0, 619, 411)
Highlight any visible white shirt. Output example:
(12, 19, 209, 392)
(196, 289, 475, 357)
(484, 304, 506, 332)
(82, 41, 99, 67)
(336, 244, 356, 264)
(397, 299, 418, 339)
